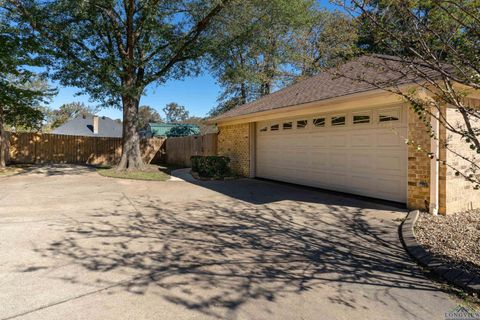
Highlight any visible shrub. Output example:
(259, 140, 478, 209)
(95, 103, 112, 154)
(191, 155, 231, 178)
(166, 124, 199, 137)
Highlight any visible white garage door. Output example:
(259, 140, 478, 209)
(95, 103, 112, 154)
(256, 106, 407, 202)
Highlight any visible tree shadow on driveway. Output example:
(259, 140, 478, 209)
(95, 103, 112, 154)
(187, 176, 408, 208)
(1, 164, 95, 177)
(33, 187, 445, 319)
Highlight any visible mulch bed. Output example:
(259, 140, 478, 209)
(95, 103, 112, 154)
(415, 210, 480, 275)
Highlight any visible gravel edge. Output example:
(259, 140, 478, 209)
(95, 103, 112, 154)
(401, 210, 480, 294)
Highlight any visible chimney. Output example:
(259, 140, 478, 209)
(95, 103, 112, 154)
(93, 116, 99, 134)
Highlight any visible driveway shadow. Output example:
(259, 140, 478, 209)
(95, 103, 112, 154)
(34, 190, 441, 319)
(178, 174, 407, 210)
(2, 164, 95, 177)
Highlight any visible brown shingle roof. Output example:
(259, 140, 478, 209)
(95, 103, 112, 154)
(212, 54, 439, 121)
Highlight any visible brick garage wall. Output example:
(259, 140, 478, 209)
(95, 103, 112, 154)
(407, 107, 432, 212)
(217, 123, 251, 177)
(406, 103, 480, 215)
(444, 107, 480, 213)
(407, 105, 450, 214)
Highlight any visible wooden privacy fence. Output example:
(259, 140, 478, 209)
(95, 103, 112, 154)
(7, 132, 165, 166)
(165, 133, 217, 167)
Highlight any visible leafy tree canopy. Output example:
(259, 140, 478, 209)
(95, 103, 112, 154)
(290, 9, 358, 79)
(138, 105, 162, 130)
(0, 7, 53, 166)
(5, 0, 241, 170)
(182, 115, 217, 135)
(208, 2, 358, 116)
(163, 102, 190, 123)
(0, 11, 52, 130)
(166, 124, 198, 138)
(44, 102, 98, 131)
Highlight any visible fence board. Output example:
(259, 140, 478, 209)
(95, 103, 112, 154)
(8, 132, 165, 166)
(165, 133, 218, 167)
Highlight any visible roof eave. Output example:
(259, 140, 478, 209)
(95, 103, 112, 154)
(207, 80, 480, 126)
(208, 87, 403, 126)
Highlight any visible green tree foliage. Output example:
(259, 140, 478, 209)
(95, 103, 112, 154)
(138, 105, 162, 130)
(166, 124, 198, 138)
(183, 116, 217, 135)
(44, 102, 98, 131)
(0, 9, 52, 167)
(6, 0, 237, 170)
(337, 0, 480, 188)
(208, 2, 358, 116)
(1, 76, 50, 132)
(163, 102, 190, 123)
(290, 10, 359, 79)
(208, 0, 314, 116)
(162, 104, 215, 134)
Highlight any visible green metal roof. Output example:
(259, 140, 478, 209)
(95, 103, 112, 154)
(149, 123, 200, 137)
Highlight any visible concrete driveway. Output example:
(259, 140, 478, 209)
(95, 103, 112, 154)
(0, 165, 460, 320)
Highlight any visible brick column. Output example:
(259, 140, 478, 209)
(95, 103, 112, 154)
(217, 123, 251, 177)
(407, 107, 431, 212)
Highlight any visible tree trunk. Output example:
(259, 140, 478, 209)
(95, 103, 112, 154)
(0, 106, 6, 168)
(116, 95, 144, 171)
(240, 82, 247, 105)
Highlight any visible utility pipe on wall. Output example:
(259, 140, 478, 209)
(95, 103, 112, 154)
(429, 107, 440, 215)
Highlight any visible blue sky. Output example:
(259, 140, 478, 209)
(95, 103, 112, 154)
(49, 72, 221, 120)
(47, 0, 341, 120)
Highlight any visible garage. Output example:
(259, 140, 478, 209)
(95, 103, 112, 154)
(255, 106, 408, 203)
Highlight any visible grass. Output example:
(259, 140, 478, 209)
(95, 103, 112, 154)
(96, 164, 172, 181)
(0, 164, 31, 177)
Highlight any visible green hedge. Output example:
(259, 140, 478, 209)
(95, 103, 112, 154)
(191, 155, 231, 178)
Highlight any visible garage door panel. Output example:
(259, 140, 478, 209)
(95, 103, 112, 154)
(328, 172, 350, 188)
(310, 136, 330, 147)
(375, 178, 406, 201)
(349, 152, 374, 171)
(283, 146, 309, 154)
(330, 152, 349, 169)
(283, 135, 302, 144)
(351, 133, 373, 146)
(330, 134, 348, 147)
(310, 152, 329, 168)
(279, 158, 309, 168)
(308, 169, 331, 182)
(256, 117, 407, 203)
(376, 153, 405, 172)
(350, 175, 373, 190)
(377, 131, 405, 146)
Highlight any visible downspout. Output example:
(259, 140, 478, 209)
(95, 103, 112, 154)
(429, 107, 440, 215)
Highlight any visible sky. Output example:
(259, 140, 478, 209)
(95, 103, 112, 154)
(46, 0, 341, 120)
(49, 73, 221, 120)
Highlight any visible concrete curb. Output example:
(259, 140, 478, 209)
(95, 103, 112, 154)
(401, 210, 480, 295)
(169, 168, 195, 182)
